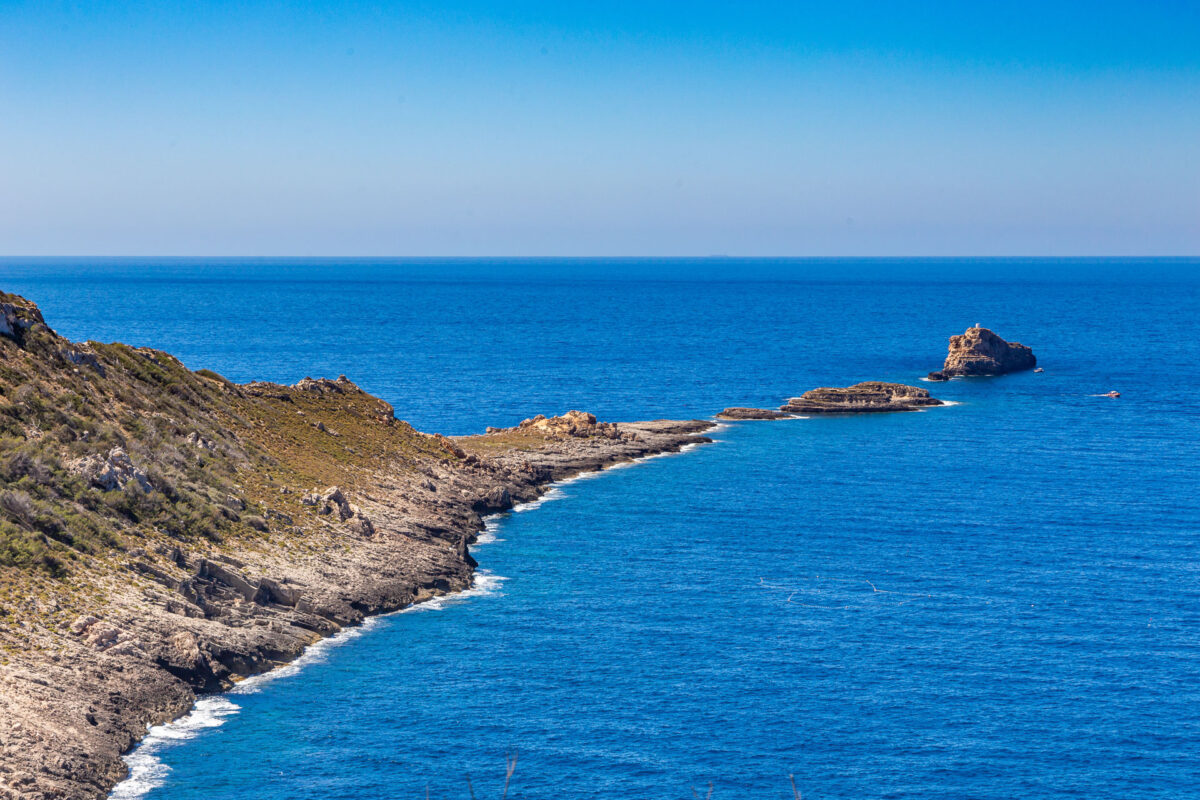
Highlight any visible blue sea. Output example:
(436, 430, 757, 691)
(3, 258, 1199, 799)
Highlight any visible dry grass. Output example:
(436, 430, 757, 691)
(0, 292, 453, 638)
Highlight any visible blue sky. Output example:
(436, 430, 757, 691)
(1, 1, 1197, 255)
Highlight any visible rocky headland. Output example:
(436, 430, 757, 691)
(927, 325, 1036, 380)
(0, 292, 712, 800)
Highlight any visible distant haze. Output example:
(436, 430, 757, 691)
(2, 1, 1198, 256)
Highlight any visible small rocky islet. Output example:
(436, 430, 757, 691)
(718, 382, 944, 419)
(718, 325, 1038, 419)
(782, 382, 944, 413)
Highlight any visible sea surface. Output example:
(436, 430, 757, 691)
(3, 258, 1199, 799)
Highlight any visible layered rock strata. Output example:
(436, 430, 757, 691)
(780, 382, 944, 413)
(927, 326, 1036, 380)
(716, 408, 794, 420)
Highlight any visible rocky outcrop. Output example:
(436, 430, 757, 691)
(0, 298, 45, 342)
(58, 344, 106, 376)
(928, 326, 1036, 380)
(66, 448, 153, 492)
(781, 382, 943, 413)
(717, 407, 793, 420)
(509, 410, 638, 442)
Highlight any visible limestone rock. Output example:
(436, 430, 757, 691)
(349, 514, 375, 537)
(931, 325, 1036, 379)
(514, 410, 636, 442)
(717, 407, 793, 420)
(293, 375, 360, 394)
(473, 486, 514, 513)
(67, 448, 153, 492)
(321, 487, 354, 520)
(0, 299, 45, 342)
(185, 431, 216, 452)
(781, 382, 943, 413)
(58, 344, 106, 376)
(167, 630, 205, 670)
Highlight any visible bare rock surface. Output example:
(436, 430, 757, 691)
(66, 449, 153, 493)
(716, 407, 794, 420)
(928, 325, 1036, 380)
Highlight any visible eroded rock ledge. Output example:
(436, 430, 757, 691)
(719, 382, 943, 419)
(715, 407, 794, 420)
(782, 382, 943, 413)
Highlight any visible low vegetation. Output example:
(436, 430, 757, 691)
(0, 291, 457, 630)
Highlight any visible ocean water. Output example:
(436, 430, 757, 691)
(3, 258, 1199, 799)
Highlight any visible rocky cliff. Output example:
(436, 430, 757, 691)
(0, 292, 712, 800)
(780, 382, 944, 413)
(927, 326, 1036, 380)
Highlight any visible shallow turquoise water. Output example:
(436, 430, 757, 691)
(4, 258, 1199, 798)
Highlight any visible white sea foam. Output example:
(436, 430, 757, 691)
(109, 697, 240, 799)
(473, 526, 503, 545)
(107, 568, 505, 799)
(405, 570, 506, 612)
(511, 485, 568, 512)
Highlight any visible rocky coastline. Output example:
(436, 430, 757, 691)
(1, 412, 712, 800)
(0, 292, 712, 800)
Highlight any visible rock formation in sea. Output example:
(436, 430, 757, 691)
(0, 291, 714, 800)
(716, 407, 794, 420)
(780, 382, 944, 413)
(716, 383, 944, 418)
(926, 325, 1036, 380)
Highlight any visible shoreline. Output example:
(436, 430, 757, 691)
(105, 433, 716, 799)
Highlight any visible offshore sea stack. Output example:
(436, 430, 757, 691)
(781, 382, 943, 413)
(927, 326, 1036, 381)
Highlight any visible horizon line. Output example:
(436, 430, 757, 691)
(3, 254, 1199, 261)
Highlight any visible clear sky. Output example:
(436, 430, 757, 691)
(2, 1, 1198, 256)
